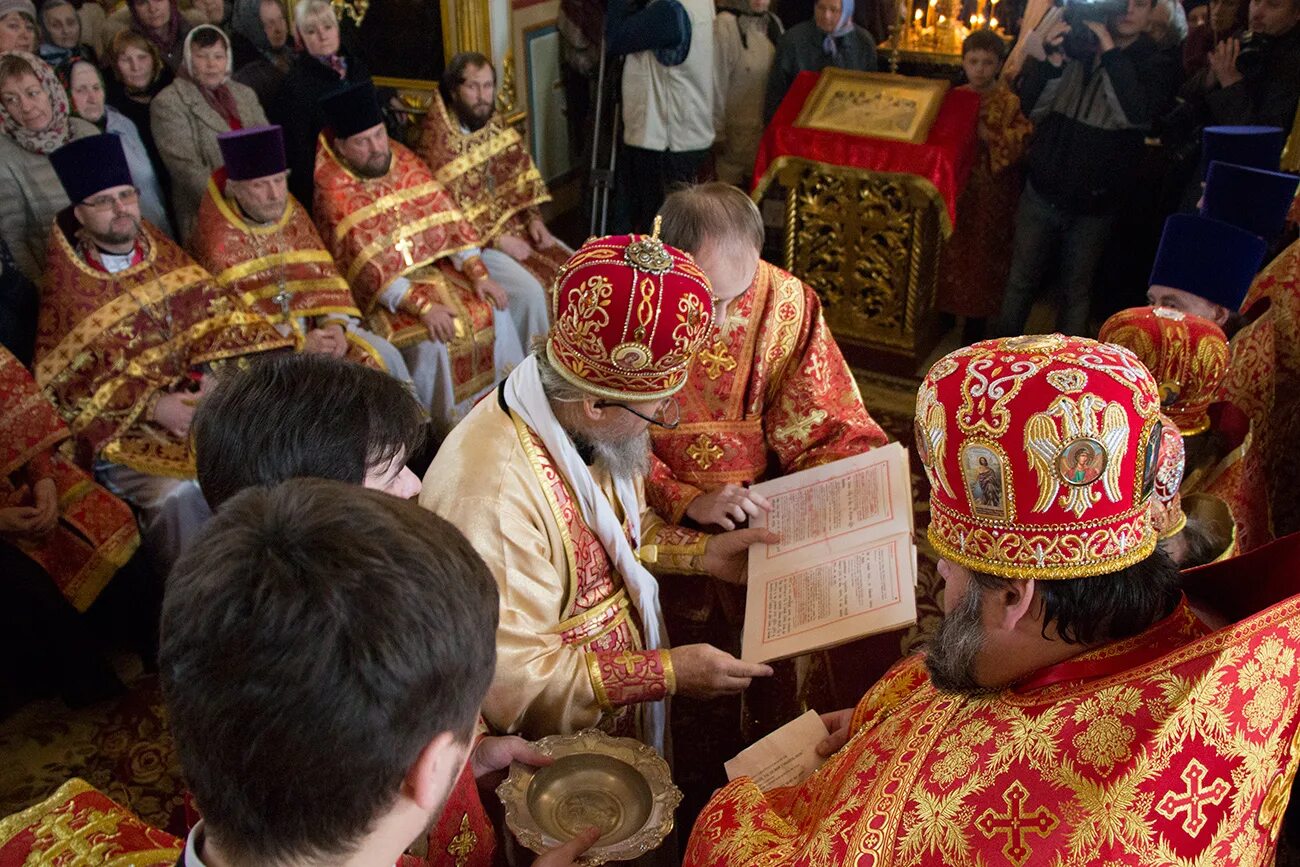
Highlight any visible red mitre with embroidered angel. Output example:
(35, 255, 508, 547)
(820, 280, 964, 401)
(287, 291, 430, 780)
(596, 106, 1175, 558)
(546, 223, 714, 401)
(1098, 306, 1230, 437)
(916, 334, 1163, 580)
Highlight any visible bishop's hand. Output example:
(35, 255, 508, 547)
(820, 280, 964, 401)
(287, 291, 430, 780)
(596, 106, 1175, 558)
(670, 643, 774, 699)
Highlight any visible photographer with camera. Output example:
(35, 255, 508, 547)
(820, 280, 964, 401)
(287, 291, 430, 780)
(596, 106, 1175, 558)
(1186, 0, 1300, 131)
(992, 0, 1181, 337)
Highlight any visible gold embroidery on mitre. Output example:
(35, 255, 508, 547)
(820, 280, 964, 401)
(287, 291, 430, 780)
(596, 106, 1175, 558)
(916, 382, 954, 498)
(686, 433, 724, 470)
(927, 355, 961, 381)
(611, 342, 652, 371)
(1046, 369, 1087, 394)
(957, 353, 1047, 437)
(1024, 395, 1130, 518)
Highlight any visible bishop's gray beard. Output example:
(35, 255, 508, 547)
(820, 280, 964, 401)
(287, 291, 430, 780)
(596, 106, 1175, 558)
(924, 580, 989, 695)
(590, 430, 651, 481)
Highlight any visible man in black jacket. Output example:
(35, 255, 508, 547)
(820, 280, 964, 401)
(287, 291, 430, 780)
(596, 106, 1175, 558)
(993, 0, 1181, 337)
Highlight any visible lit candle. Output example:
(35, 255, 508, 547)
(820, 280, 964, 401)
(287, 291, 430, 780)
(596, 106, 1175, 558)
(989, 15, 998, 27)
(969, 13, 976, 26)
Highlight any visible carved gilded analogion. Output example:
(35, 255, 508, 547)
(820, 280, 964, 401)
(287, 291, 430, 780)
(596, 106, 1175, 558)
(768, 157, 944, 361)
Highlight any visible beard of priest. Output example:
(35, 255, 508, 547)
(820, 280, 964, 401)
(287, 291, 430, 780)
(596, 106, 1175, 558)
(924, 554, 1179, 695)
(334, 122, 395, 178)
(447, 58, 494, 132)
(74, 186, 143, 254)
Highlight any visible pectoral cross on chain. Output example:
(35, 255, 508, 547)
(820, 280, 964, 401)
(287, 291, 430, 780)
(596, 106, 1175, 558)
(394, 236, 415, 268)
(273, 284, 292, 318)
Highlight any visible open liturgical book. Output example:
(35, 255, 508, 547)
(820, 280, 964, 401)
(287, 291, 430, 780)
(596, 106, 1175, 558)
(741, 443, 918, 664)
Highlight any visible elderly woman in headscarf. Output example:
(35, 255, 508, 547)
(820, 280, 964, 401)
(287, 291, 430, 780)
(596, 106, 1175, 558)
(36, 0, 91, 65)
(714, 0, 783, 185)
(150, 23, 267, 240)
(62, 58, 173, 236)
(0, 51, 95, 279)
(280, 0, 371, 208)
(0, 0, 37, 53)
(763, 0, 876, 121)
(229, 0, 292, 120)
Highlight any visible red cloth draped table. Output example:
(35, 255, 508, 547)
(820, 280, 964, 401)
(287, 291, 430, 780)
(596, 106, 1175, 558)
(752, 71, 979, 370)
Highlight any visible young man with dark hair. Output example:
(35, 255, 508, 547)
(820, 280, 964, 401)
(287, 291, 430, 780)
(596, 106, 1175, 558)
(161, 479, 599, 867)
(192, 352, 425, 509)
(185, 372, 600, 866)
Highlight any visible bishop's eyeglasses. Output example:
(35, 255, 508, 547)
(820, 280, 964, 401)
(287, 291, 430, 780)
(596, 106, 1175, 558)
(594, 397, 681, 430)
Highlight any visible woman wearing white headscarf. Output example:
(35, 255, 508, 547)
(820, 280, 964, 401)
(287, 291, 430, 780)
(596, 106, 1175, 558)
(763, 0, 875, 121)
(150, 22, 267, 239)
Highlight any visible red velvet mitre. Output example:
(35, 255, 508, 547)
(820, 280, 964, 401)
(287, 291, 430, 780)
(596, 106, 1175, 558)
(917, 334, 1162, 580)
(1098, 306, 1230, 437)
(546, 228, 714, 401)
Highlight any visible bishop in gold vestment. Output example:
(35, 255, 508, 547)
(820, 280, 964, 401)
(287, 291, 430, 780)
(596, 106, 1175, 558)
(421, 232, 775, 753)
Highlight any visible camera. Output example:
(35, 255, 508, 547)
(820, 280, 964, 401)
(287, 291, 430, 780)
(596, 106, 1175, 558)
(1061, 0, 1127, 58)
(1235, 30, 1273, 76)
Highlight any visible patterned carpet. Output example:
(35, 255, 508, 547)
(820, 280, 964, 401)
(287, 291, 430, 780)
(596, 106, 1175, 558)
(0, 672, 186, 834)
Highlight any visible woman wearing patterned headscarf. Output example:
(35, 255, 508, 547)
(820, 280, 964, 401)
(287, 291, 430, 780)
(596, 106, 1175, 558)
(150, 23, 267, 240)
(763, 0, 876, 121)
(0, 51, 95, 279)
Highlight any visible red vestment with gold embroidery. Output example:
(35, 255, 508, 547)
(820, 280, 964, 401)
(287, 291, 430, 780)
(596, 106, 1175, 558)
(646, 259, 886, 523)
(189, 173, 384, 369)
(421, 760, 495, 867)
(685, 593, 1300, 866)
(1, 345, 139, 612)
(1219, 236, 1300, 546)
(34, 219, 291, 477)
(313, 136, 500, 404)
(0, 778, 181, 865)
(415, 93, 569, 288)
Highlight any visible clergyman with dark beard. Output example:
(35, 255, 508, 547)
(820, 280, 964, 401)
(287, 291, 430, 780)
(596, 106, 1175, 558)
(420, 230, 778, 757)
